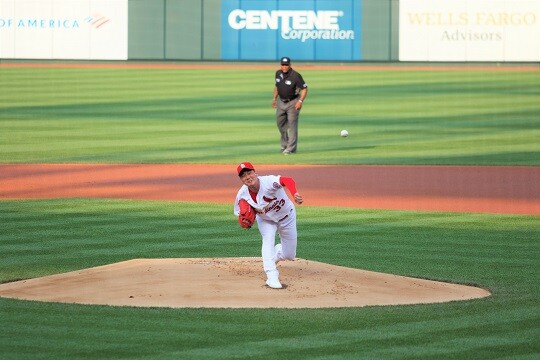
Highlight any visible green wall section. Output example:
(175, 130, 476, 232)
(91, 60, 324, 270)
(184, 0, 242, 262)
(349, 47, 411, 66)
(390, 0, 400, 60)
(166, 1, 201, 59)
(128, 0, 394, 61)
(362, 0, 393, 61)
(128, 0, 165, 59)
(202, 0, 222, 60)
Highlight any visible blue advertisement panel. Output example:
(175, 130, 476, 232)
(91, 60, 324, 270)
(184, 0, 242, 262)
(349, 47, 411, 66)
(221, 0, 362, 61)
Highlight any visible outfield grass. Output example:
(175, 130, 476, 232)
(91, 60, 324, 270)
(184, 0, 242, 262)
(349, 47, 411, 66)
(0, 66, 539, 165)
(0, 199, 539, 359)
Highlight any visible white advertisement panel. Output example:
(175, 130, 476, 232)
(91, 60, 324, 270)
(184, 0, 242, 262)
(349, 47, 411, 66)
(399, 0, 540, 61)
(0, 0, 127, 60)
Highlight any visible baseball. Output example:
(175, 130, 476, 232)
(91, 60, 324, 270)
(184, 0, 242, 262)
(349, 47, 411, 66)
(340, 130, 349, 137)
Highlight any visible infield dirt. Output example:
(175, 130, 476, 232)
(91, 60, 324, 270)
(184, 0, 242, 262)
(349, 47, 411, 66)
(1, 164, 538, 214)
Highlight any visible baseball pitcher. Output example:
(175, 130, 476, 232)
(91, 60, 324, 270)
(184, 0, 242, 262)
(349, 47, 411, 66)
(234, 162, 304, 289)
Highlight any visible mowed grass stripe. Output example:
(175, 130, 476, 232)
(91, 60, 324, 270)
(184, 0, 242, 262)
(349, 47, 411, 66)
(1, 67, 539, 165)
(0, 200, 241, 278)
(301, 215, 538, 306)
(160, 306, 537, 359)
(1, 199, 537, 282)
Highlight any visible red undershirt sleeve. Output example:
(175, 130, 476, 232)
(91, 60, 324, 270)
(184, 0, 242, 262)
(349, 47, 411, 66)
(279, 176, 298, 195)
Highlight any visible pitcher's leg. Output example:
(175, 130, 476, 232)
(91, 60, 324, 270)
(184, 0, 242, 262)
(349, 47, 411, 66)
(257, 218, 279, 276)
(277, 211, 297, 261)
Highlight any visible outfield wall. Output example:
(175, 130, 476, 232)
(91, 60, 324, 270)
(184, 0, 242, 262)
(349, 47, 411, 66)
(1, 0, 538, 61)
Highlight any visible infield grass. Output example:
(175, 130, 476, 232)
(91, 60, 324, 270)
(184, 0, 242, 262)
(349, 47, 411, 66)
(1, 65, 539, 165)
(0, 199, 539, 359)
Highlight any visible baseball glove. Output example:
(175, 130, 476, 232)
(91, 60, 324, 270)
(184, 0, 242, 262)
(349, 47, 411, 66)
(238, 199, 256, 229)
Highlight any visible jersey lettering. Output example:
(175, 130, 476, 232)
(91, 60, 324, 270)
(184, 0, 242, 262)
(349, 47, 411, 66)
(263, 196, 277, 202)
(264, 198, 285, 214)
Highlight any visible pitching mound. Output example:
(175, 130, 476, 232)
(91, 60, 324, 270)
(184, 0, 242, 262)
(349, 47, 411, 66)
(0, 258, 490, 308)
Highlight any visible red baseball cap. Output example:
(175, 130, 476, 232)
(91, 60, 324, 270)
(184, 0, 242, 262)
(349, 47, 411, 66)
(237, 162, 255, 175)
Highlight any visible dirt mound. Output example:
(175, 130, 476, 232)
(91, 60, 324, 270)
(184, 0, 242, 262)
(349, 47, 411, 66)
(0, 258, 490, 309)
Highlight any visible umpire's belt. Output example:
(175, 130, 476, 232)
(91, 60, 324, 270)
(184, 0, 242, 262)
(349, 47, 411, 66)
(280, 96, 298, 103)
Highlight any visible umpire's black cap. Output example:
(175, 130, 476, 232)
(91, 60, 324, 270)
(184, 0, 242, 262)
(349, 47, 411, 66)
(280, 57, 291, 65)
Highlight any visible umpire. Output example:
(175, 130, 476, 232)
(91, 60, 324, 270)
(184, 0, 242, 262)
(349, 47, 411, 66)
(272, 57, 308, 155)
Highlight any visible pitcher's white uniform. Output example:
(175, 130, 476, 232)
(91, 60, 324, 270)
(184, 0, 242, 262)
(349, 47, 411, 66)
(234, 175, 298, 282)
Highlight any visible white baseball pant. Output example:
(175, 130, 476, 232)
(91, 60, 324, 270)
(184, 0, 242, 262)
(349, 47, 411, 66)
(256, 208, 297, 278)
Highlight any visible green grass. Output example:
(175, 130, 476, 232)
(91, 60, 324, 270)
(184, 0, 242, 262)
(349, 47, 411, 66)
(1, 66, 539, 165)
(1, 199, 539, 359)
(1, 64, 538, 358)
